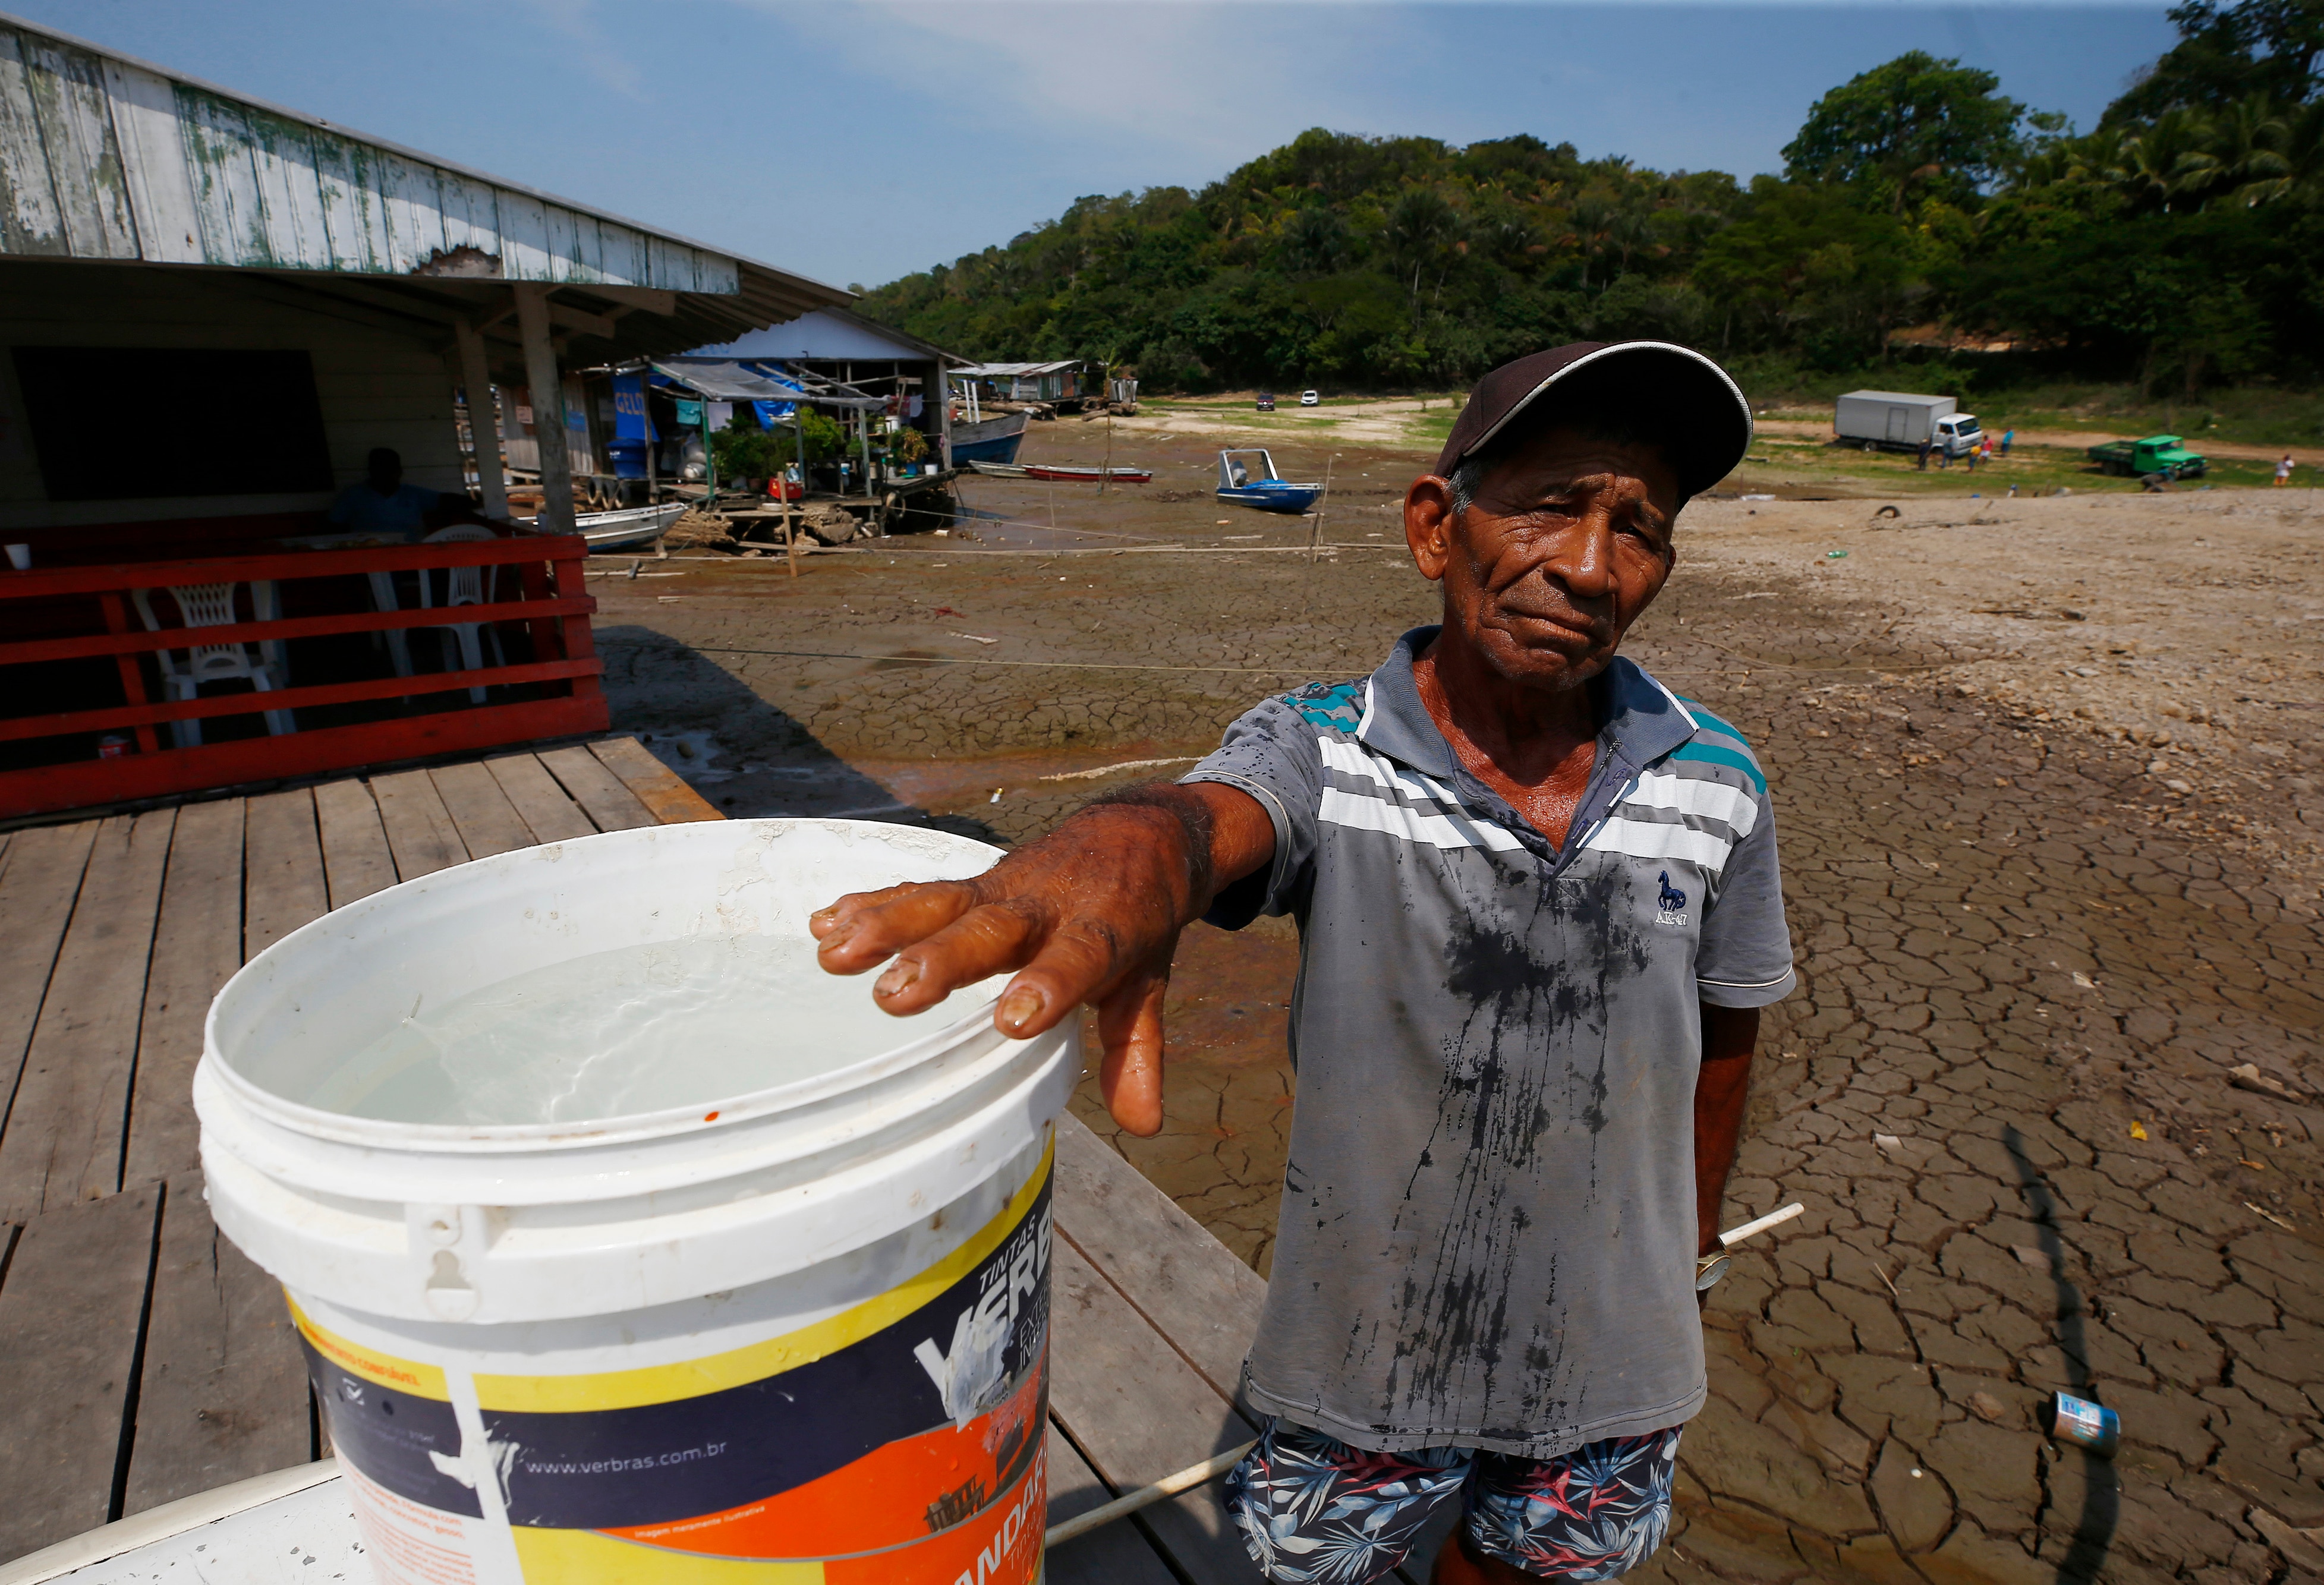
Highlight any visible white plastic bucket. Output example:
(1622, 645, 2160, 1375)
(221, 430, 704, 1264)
(196, 818, 1076, 1585)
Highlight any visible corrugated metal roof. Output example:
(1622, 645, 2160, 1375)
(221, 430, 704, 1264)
(954, 361, 1088, 377)
(0, 10, 849, 350)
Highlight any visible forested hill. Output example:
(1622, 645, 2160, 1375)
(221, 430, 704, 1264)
(858, 0, 2322, 395)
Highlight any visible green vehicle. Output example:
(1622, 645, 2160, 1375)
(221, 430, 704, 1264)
(2087, 434, 2208, 480)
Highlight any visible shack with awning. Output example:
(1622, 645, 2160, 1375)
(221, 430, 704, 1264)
(0, 11, 851, 819)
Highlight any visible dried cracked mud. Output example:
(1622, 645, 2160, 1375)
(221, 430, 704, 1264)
(594, 428, 2324, 1585)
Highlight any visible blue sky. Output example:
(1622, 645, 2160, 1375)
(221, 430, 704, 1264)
(32, 1, 2180, 291)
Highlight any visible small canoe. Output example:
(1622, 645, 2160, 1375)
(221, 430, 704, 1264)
(1022, 464, 1152, 484)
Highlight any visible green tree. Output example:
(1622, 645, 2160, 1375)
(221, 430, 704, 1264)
(2105, 0, 2323, 124)
(1783, 51, 2029, 214)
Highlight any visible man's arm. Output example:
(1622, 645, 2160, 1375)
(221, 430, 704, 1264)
(811, 782, 1276, 1136)
(1693, 1003, 1760, 1259)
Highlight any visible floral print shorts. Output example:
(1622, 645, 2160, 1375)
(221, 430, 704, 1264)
(1223, 1417, 1681, 1583)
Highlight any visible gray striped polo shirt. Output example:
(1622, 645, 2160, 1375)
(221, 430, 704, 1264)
(1183, 626, 1793, 1458)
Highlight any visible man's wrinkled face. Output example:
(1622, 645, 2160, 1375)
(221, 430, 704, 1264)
(1404, 427, 1681, 692)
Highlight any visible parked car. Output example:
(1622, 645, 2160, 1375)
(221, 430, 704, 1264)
(2088, 434, 2208, 480)
(1256, 391, 1276, 411)
(1299, 390, 1320, 406)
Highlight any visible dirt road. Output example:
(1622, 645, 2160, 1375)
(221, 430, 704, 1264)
(597, 424, 2324, 1585)
(1758, 417, 2323, 469)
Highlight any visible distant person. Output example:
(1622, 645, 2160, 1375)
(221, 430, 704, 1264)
(1916, 439, 1931, 471)
(328, 449, 495, 542)
(1981, 435, 1994, 463)
(2279, 453, 2297, 487)
(2001, 429, 2015, 455)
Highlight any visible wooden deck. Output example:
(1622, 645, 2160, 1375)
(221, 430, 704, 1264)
(0, 741, 1301, 1584)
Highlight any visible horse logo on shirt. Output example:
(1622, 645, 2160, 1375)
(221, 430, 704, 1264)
(1657, 871, 1689, 927)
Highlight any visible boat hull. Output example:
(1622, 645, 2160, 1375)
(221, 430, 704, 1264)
(949, 411, 1029, 468)
(1217, 484, 1321, 513)
(1024, 465, 1151, 483)
(577, 502, 685, 549)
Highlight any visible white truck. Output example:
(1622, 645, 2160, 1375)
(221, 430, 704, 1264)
(1834, 390, 1983, 458)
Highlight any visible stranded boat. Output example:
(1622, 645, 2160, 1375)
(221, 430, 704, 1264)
(965, 461, 1152, 483)
(949, 410, 1030, 469)
(1215, 448, 1321, 513)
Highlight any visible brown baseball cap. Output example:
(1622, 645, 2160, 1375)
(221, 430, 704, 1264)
(1434, 340, 1753, 500)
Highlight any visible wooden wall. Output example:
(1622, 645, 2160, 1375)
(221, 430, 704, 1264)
(0, 259, 463, 534)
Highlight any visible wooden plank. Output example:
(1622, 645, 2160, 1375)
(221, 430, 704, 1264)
(0, 695, 610, 826)
(1044, 1420, 1183, 1585)
(1048, 1239, 1259, 1581)
(314, 779, 398, 911)
(537, 744, 656, 833)
(0, 820, 99, 1117)
(0, 1183, 162, 1562)
(370, 768, 469, 881)
(123, 800, 244, 1184)
(242, 790, 327, 960)
(589, 736, 725, 824)
(122, 1172, 311, 1516)
(1054, 1114, 1268, 1404)
(428, 761, 537, 860)
(484, 753, 597, 844)
(0, 811, 173, 1224)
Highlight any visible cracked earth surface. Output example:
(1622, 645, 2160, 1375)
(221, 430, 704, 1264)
(594, 430, 2324, 1584)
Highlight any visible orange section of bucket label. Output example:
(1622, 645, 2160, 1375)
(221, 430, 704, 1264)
(344, 1462, 480, 1585)
(601, 1341, 1046, 1562)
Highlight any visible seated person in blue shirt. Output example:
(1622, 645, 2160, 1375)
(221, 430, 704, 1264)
(328, 448, 499, 542)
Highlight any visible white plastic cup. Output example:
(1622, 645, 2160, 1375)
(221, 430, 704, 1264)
(199, 820, 1074, 1585)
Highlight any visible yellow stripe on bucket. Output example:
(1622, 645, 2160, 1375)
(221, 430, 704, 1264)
(511, 1526, 825, 1582)
(287, 1298, 451, 1397)
(474, 1133, 1055, 1413)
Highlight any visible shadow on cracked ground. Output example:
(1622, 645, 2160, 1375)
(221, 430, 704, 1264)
(593, 426, 2324, 1585)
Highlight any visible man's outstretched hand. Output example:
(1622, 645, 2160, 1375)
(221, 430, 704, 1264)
(808, 782, 1274, 1136)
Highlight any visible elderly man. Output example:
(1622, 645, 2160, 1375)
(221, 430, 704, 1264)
(813, 342, 1793, 1584)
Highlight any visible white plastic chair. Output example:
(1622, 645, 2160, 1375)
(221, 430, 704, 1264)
(366, 569, 415, 679)
(420, 525, 504, 703)
(130, 582, 292, 748)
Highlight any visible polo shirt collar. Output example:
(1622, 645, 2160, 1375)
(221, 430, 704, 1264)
(1356, 625, 1700, 779)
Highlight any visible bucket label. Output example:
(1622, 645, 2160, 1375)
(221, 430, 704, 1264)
(304, 1143, 1054, 1584)
(292, 1303, 482, 1520)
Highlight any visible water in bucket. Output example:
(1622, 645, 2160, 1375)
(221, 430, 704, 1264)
(302, 934, 938, 1125)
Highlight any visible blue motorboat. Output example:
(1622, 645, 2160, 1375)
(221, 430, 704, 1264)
(949, 410, 1029, 469)
(1216, 448, 1321, 513)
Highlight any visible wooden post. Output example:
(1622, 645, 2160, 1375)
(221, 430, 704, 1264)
(453, 322, 509, 521)
(1309, 454, 1336, 563)
(644, 378, 659, 502)
(513, 285, 576, 537)
(1101, 363, 1115, 497)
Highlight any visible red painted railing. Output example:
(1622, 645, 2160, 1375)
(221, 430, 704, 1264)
(0, 535, 606, 820)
